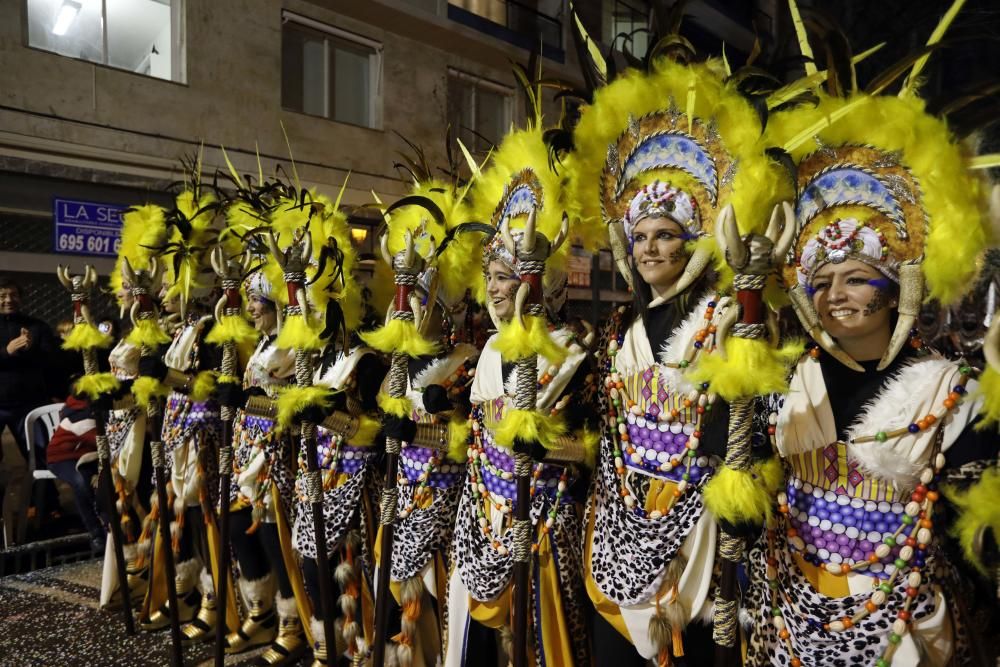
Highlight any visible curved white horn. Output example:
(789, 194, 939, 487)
(877, 263, 923, 371)
(500, 217, 516, 255)
(513, 281, 530, 328)
(121, 257, 137, 285)
(265, 229, 284, 268)
(149, 257, 164, 289)
(772, 201, 796, 263)
(551, 212, 570, 253)
(715, 204, 747, 270)
(984, 314, 1000, 371)
(300, 228, 312, 263)
(213, 294, 226, 324)
(409, 293, 424, 333)
(57, 265, 72, 290)
(714, 304, 740, 360)
(85, 264, 98, 288)
(380, 234, 392, 266)
(403, 231, 415, 268)
(522, 208, 537, 255)
(990, 183, 1000, 241)
(210, 245, 225, 277)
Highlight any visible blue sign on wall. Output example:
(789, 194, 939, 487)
(53, 198, 128, 257)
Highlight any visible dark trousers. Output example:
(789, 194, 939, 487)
(48, 459, 105, 542)
(229, 507, 294, 598)
(0, 403, 31, 461)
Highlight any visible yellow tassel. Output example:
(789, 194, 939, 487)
(275, 314, 323, 351)
(377, 392, 413, 418)
(189, 371, 217, 403)
(446, 416, 471, 463)
(491, 408, 566, 451)
(217, 373, 240, 385)
(975, 366, 1000, 428)
(74, 373, 120, 400)
(132, 375, 169, 409)
(126, 318, 171, 348)
(702, 464, 778, 526)
(576, 426, 601, 470)
(944, 468, 1000, 574)
(347, 415, 381, 447)
(755, 456, 785, 498)
(62, 323, 112, 351)
(493, 315, 567, 365)
(688, 338, 803, 402)
(205, 314, 259, 346)
(274, 385, 331, 431)
(360, 318, 440, 358)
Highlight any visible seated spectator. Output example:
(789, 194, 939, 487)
(45, 394, 106, 551)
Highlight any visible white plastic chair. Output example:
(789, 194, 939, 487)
(25, 403, 64, 482)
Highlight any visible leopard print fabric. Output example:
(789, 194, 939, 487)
(744, 530, 937, 666)
(589, 444, 707, 605)
(292, 447, 376, 560)
(391, 481, 463, 582)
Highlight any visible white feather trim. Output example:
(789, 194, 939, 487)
(274, 592, 298, 618)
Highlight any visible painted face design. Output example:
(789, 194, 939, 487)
(810, 259, 896, 345)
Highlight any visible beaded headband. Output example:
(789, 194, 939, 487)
(797, 219, 895, 288)
(623, 181, 699, 246)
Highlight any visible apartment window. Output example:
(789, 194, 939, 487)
(25, 0, 186, 83)
(604, 0, 649, 59)
(447, 70, 512, 152)
(281, 12, 382, 129)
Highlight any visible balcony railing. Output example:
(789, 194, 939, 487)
(448, 0, 564, 61)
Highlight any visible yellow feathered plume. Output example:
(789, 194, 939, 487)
(766, 93, 987, 306)
(492, 315, 568, 365)
(975, 366, 1000, 428)
(703, 457, 784, 526)
(132, 375, 169, 410)
(347, 415, 382, 448)
(111, 204, 168, 300)
(688, 338, 804, 402)
(446, 416, 472, 463)
(162, 189, 219, 307)
(74, 373, 120, 400)
(274, 385, 332, 431)
(491, 408, 567, 452)
(377, 392, 413, 419)
(62, 323, 112, 351)
(206, 314, 259, 347)
(944, 468, 1000, 574)
(361, 319, 440, 358)
(189, 370, 218, 403)
(126, 318, 171, 348)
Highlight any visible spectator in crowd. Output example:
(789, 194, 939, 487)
(45, 393, 105, 551)
(0, 275, 59, 465)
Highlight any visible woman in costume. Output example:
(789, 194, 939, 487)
(219, 233, 300, 660)
(569, 50, 793, 664)
(367, 174, 482, 667)
(264, 190, 385, 666)
(443, 125, 602, 667)
(136, 186, 233, 635)
(745, 75, 997, 664)
(98, 203, 167, 609)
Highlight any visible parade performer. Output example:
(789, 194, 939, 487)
(98, 203, 167, 609)
(265, 186, 383, 667)
(366, 165, 482, 667)
(139, 184, 231, 635)
(219, 221, 299, 659)
(745, 11, 998, 660)
(567, 24, 795, 662)
(443, 122, 602, 667)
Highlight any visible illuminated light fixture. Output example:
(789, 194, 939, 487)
(52, 0, 82, 36)
(350, 227, 368, 244)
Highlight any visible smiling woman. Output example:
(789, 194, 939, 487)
(809, 258, 896, 362)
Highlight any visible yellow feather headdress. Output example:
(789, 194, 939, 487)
(570, 57, 793, 291)
(111, 204, 168, 305)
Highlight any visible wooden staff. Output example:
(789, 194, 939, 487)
(711, 205, 794, 666)
(57, 265, 136, 635)
(371, 230, 431, 667)
(208, 246, 249, 666)
(124, 256, 184, 667)
(266, 228, 338, 664)
(496, 211, 567, 667)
